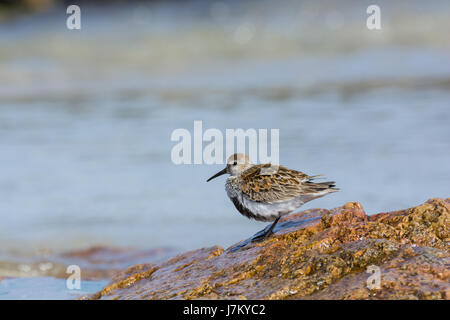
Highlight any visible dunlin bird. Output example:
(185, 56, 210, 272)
(207, 153, 338, 240)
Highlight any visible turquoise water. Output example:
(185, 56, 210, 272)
(0, 0, 449, 289)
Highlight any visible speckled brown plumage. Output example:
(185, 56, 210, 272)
(207, 153, 339, 230)
(239, 163, 337, 203)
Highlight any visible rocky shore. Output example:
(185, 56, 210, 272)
(87, 198, 449, 300)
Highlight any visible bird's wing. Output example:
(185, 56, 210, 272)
(239, 164, 322, 203)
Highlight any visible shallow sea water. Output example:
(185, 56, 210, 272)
(0, 277, 108, 300)
(0, 0, 449, 299)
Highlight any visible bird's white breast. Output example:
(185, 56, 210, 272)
(225, 176, 304, 222)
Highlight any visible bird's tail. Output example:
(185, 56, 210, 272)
(306, 180, 339, 193)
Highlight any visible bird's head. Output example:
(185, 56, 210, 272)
(207, 153, 252, 182)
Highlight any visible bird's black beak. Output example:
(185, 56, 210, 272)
(207, 167, 227, 182)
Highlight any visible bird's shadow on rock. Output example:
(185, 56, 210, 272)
(226, 217, 321, 253)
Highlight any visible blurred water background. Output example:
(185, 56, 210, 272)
(0, 0, 449, 272)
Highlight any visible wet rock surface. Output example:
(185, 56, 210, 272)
(89, 198, 449, 300)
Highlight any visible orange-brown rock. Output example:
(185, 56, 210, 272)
(89, 198, 449, 300)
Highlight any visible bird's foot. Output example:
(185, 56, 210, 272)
(250, 228, 274, 243)
(251, 217, 280, 243)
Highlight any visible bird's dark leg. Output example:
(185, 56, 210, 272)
(251, 217, 281, 242)
(265, 217, 281, 236)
